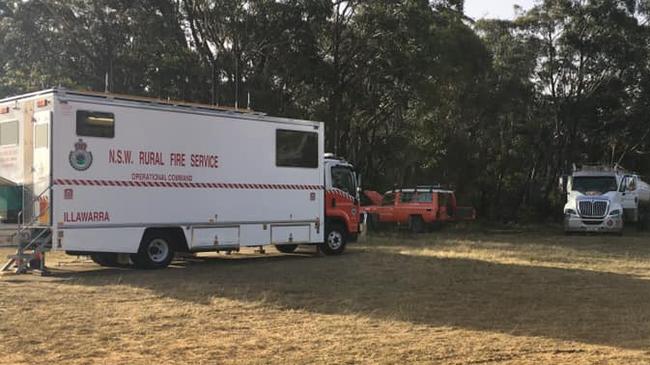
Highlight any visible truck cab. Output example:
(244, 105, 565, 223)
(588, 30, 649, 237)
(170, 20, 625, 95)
(561, 165, 647, 234)
(323, 154, 361, 254)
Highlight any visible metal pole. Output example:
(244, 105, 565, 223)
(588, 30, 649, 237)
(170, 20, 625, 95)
(211, 62, 216, 105)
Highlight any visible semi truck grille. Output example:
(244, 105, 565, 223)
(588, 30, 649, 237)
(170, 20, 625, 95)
(578, 200, 608, 218)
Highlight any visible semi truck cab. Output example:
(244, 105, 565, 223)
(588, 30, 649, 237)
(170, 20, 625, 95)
(564, 167, 636, 234)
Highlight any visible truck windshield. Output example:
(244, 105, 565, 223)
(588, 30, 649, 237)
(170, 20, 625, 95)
(331, 166, 356, 197)
(572, 176, 618, 194)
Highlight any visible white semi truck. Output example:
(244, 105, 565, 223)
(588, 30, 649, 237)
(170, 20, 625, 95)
(0, 89, 362, 273)
(561, 165, 650, 234)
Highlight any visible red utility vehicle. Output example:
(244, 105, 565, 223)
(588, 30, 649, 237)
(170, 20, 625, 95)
(362, 186, 475, 233)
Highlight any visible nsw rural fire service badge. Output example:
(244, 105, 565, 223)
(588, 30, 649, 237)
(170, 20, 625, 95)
(69, 139, 93, 171)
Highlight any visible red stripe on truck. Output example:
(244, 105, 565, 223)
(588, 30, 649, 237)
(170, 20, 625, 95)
(53, 179, 324, 191)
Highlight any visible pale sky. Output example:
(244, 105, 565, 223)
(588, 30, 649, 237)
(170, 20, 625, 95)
(464, 0, 537, 20)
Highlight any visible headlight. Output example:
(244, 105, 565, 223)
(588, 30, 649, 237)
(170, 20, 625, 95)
(565, 209, 577, 216)
(609, 209, 621, 216)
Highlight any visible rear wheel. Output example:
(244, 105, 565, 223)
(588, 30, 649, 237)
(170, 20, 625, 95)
(275, 244, 298, 254)
(131, 233, 174, 269)
(409, 216, 425, 234)
(320, 223, 347, 255)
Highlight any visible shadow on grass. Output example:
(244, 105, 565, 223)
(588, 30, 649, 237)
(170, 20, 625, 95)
(54, 245, 650, 350)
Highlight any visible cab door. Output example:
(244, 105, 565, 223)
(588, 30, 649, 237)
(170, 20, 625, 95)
(377, 192, 396, 222)
(395, 192, 414, 224)
(327, 165, 360, 232)
(620, 175, 638, 218)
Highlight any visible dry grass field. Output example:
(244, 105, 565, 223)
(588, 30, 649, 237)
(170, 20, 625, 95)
(2, 228, 650, 364)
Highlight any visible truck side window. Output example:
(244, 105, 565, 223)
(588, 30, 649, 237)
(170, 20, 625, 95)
(629, 177, 637, 191)
(276, 129, 318, 168)
(400, 192, 414, 203)
(331, 166, 356, 196)
(77, 110, 115, 138)
(0, 121, 18, 146)
(439, 193, 449, 207)
(416, 192, 432, 203)
(382, 193, 395, 206)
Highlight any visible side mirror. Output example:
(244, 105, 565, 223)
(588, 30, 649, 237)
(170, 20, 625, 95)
(356, 173, 362, 201)
(559, 175, 568, 194)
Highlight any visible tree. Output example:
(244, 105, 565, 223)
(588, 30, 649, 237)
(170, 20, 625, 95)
(0, 0, 201, 99)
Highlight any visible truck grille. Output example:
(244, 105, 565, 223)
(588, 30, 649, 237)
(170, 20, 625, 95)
(578, 200, 608, 218)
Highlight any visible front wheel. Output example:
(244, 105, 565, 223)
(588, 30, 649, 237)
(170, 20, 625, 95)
(131, 233, 174, 269)
(320, 223, 347, 255)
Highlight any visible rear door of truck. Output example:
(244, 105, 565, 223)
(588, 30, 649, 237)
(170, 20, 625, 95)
(0, 95, 52, 226)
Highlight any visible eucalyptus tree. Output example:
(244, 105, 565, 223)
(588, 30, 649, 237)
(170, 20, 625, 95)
(0, 0, 198, 98)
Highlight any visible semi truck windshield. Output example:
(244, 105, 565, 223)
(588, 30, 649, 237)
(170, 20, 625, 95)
(572, 176, 618, 194)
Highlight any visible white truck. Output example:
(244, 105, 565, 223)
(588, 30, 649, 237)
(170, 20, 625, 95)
(561, 165, 650, 234)
(0, 89, 362, 272)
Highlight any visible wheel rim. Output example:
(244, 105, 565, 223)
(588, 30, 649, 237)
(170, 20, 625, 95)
(327, 230, 343, 250)
(147, 238, 169, 263)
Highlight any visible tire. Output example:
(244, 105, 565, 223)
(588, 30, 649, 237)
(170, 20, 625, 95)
(90, 253, 126, 268)
(131, 233, 174, 269)
(275, 244, 298, 254)
(320, 223, 347, 255)
(409, 216, 425, 234)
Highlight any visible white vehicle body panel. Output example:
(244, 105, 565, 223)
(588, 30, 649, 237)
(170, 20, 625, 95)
(0, 92, 54, 225)
(0, 89, 326, 254)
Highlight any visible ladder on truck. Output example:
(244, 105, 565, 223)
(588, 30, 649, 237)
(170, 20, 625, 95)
(1, 185, 52, 275)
